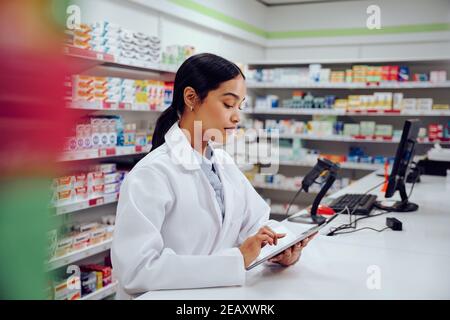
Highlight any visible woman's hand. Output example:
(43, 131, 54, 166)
(239, 226, 286, 268)
(268, 232, 317, 267)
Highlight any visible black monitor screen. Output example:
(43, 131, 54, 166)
(385, 119, 420, 198)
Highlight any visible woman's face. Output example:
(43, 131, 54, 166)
(196, 75, 246, 144)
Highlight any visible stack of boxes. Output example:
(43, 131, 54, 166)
(64, 116, 123, 151)
(162, 45, 196, 67)
(63, 115, 154, 152)
(51, 164, 127, 206)
(428, 124, 445, 141)
(116, 27, 162, 65)
(50, 213, 116, 262)
(66, 22, 198, 69)
(51, 260, 113, 300)
(69, 22, 162, 66)
(80, 264, 113, 297)
(71, 75, 172, 110)
(247, 64, 447, 84)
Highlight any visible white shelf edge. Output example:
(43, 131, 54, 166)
(65, 46, 177, 75)
(244, 109, 450, 117)
(80, 281, 118, 300)
(256, 133, 448, 145)
(46, 239, 113, 271)
(253, 183, 345, 194)
(53, 193, 119, 215)
(253, 183, 317, 193)
(246, 56, 450, 66)
(246, 81, 450, 89)
(69, 105, 164, 112)
(58, 145, 152, 162)
(276, 160, 382, 171)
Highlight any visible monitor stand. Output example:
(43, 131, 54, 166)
(377, 179, 419, 212)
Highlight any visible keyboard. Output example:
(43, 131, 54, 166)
(329, 193, 377, 215)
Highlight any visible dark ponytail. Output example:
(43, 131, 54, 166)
(150, 53, 245, 151)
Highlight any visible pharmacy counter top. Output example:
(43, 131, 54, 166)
(138, 173, 450, 300)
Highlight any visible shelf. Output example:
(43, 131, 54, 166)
(246, 56, 450, 66)
(275, 160, 382, 171)
(69, 100, 165, 112)
(58, 145, 152, 162)
(47, 238, 113, 271)
(80, 281, 118, 300)
(253, 183, 305, 192)
(244, 108, 450, 117)
(253, 183, 342, 195)
(65, 46, 177, 75)
(246, 81, 450, 89)
(257, 133, 449, 145)
(53, 192, 119, 215)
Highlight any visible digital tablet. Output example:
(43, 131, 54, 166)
(246, 214, 339, 270)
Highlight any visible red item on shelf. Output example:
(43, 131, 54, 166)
(381, 161, 389, 193)
(81, 264, 112, 287)
(389, 66, 399, 81)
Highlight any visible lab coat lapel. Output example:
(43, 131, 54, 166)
(212, 155, 235, 244)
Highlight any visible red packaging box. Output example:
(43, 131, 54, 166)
(389, 66, 399, 81)
(81, 264, 112, 287)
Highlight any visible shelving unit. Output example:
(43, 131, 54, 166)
(244, 57, 450, 215)
(46, 44, 178, 300)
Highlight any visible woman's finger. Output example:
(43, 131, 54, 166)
(284, 248, 292, 259)
(293, 242, 303, 253)
(269, 254, 283, 263)
(260, 226, 275, 238)
(301, 238, 309, 247)
(259, 226, 277, 244)
(257, 234, 273, 246)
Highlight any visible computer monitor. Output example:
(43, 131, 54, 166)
(383, 119, 420, 212)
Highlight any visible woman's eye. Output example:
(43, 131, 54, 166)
(224, 103, 234, 109)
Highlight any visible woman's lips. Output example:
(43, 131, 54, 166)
(224, 127, 237, 134)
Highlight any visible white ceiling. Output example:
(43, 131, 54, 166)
(258, 0, 363, 6)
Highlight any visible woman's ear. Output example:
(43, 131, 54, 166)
(183, 87, 198, 111)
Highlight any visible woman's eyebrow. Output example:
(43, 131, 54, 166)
(222, 92, 245, 101)
(221, 92, 240, 99)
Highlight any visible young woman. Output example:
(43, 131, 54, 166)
(111, 53, 315, 299)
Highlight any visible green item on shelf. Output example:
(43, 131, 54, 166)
(375, 124, 393, 137)
(360, 121, 376, 136)
(343, 123, 360, 136)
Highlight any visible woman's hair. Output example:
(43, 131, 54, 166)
(150, 53, 245, 151)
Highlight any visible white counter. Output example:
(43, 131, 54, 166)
(138, 173, 450, 300)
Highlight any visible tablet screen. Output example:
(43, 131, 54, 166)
(246, 214, 338, 270)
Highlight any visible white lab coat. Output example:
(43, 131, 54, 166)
(111, 122, 270, 299)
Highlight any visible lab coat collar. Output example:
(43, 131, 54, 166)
(165, 122, 222, 171)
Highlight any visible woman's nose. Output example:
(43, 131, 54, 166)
(231, 109, 240, 124)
